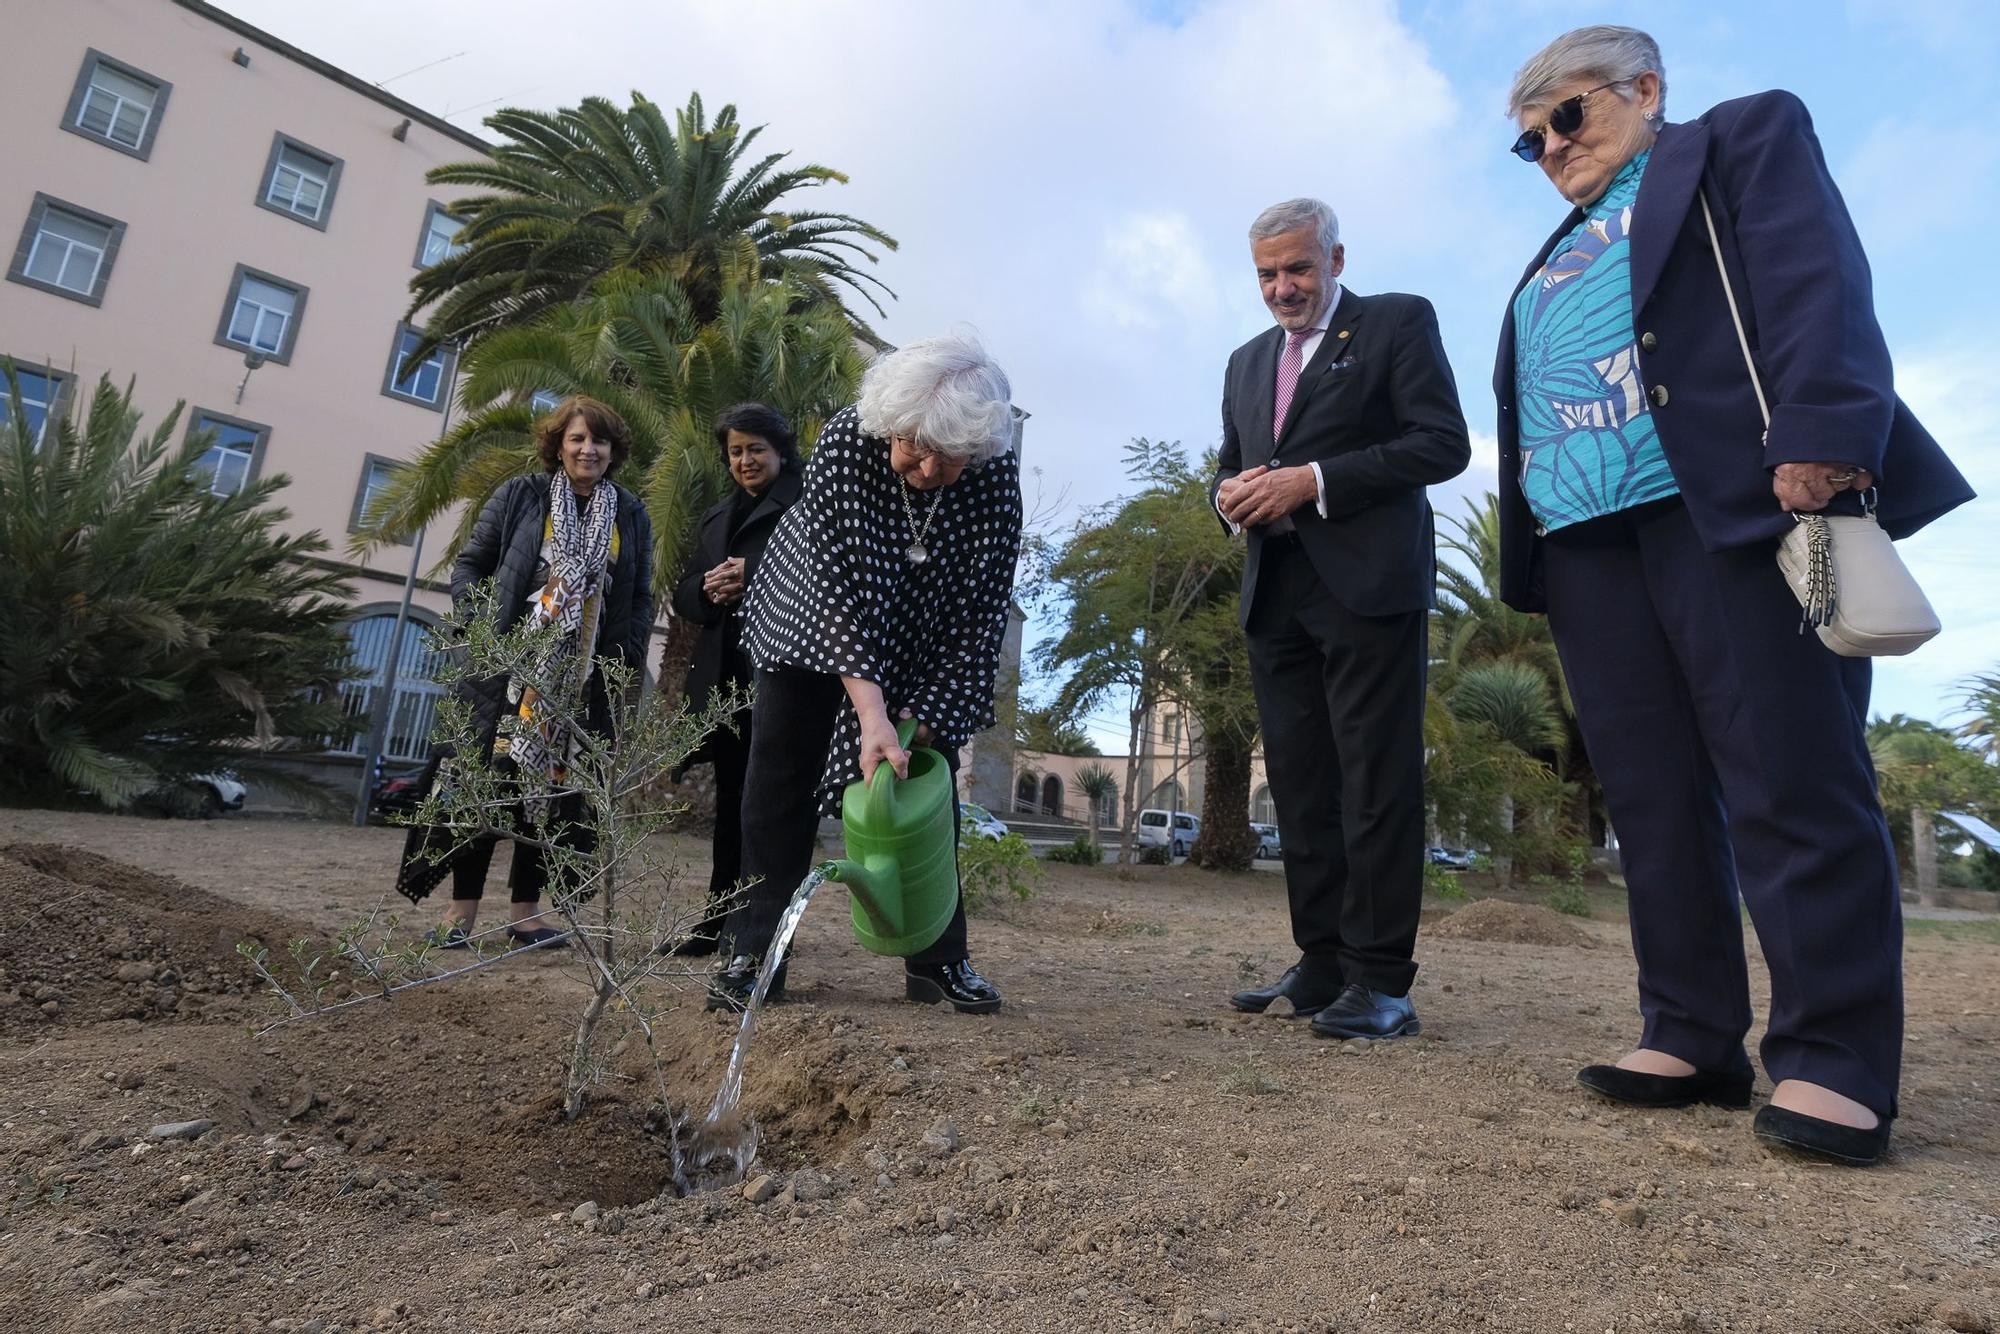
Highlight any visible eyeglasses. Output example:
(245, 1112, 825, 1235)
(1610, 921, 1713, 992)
(1510, 80, 1626, 163)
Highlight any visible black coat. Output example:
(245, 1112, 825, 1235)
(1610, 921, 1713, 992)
(671, 468, 801, 768)
(1492, 91, 1974, 612)
(673, 470, 802, 708)
(1214, 289, 1472, 619)
(448, 472, 654, 756)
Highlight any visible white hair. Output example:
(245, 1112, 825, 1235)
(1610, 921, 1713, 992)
(1508, 25, 1666, 119)
(1248, 198, 1340, 257)
(856, 333, 1014, 464)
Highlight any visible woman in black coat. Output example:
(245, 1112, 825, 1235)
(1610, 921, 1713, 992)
(396, 395, 655, 949)
(668, 403, 804, 954)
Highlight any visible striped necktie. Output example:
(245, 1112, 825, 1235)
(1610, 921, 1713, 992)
(1272, 329, 1310, 442)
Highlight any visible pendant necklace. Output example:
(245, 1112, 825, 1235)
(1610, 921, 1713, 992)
(899, 479, 944, 565)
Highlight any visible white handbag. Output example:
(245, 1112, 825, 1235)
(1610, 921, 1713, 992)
(1698, 190, 1940, 658)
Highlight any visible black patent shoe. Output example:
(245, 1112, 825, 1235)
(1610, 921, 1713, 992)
(704, 954, 786, 1013)
(904, 959, 1002, 1014)
(1753, 1104, 1891, 1166)
(1576, 1059, 1754, 1109)
(1308, 984, 1420, 1040)
(1229, 960, 1344, 1017)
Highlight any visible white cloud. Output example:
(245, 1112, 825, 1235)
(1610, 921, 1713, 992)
(1841, 121, 1999, 253)
(1080, 210, 1220, 335)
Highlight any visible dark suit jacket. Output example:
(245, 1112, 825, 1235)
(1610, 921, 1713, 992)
(671, 468, 802, 734)
(1493, 90, 1974, 613)
(1216, 289, 1472, 620)
(449, 472, 654, 752)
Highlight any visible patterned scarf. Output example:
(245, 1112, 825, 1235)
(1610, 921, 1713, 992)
(502, 475, 617, 794)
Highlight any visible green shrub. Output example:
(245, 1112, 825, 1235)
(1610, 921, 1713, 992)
(1425, 860, 1468, 902)
(959, 831, 1039, 912)
(1137, 843, 1172, 866)
(1562, 844, 1593, 884)
(1044, 836, 1103, 865)
(1546, 883, 1593, 918)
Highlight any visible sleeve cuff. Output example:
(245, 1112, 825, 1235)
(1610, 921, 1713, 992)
(1310, 461, 1327, 519)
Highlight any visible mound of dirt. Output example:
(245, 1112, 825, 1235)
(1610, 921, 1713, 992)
(0, 841, 312, 1033)
(1428, 897, 1598, 948)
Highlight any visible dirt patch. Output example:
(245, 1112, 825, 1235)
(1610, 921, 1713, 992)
(1428, 895, 1599, 947)
(0, 810, 1995, 1334)
(0, 842, 313, 1034)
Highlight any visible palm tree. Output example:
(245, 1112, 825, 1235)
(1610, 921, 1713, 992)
(1955, 671, 2000, 757)
(358, 259, 864, 693)
(1, 368, 354, 808)
(1074, 762, 1119, 849)
(408, 92, 896, 362)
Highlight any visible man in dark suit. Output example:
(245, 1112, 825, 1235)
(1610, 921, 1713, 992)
(1214, 197, 1470, 1040)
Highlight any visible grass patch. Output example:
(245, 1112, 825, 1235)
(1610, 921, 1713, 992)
(1220, 1065, 1285, 1097)
(1546, 883, 1594, 918)
(1904, 916, 2000, 946)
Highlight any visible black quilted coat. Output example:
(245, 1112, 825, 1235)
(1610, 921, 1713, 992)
(446, 472, 654, 757)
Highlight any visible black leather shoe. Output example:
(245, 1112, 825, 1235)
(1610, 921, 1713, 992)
(1229, 961, 1344, 1017)
(663, 902, 730, 957)
(1577, 1060, 1754, 1109)
(1309, 984, 1420, 1039)
(704, 954, 786, 1013)
(905, 959, 1002, 1014)
(1753, 1104, 1891, 1166)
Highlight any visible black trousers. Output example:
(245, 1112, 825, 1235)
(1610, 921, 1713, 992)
(722, 665, 969, 968)
(1246, 538, 1428, 994)
(1542, 498, 1901, 1118)
(395, 789, 596, 907)
(697, 709, 752, 931)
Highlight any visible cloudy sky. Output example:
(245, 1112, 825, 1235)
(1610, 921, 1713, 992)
(230, 0, 2000, 741)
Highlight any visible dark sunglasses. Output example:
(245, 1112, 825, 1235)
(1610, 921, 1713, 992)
(1510, 80, 1626, 162)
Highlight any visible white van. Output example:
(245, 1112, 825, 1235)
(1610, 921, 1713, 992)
(1136, 808, 1201, 857)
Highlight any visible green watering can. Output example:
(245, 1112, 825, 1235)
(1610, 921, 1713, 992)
(821, 719, 958, 957)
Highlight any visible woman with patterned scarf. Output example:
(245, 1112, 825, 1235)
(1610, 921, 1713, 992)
(394, 396, 655, 950)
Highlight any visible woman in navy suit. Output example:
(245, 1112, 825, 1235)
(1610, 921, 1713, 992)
(1493, 26, 1972, 1163)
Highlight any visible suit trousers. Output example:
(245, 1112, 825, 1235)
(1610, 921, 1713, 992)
(1246, 537, 1428, 994)
(1542, 498, 1902, 1118)
(723, 665, 970, 968)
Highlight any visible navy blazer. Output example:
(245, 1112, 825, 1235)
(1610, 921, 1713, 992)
(1217, 288, 1472, 619)
(1492, 90, 1973, 613)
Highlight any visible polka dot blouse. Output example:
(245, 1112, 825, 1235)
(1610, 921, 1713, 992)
(742, 405, 1023, 814)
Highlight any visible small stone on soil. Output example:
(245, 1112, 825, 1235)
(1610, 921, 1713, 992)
(77, 1130, 125, 1152)
(920, 1119, 960, 1157)
(1341, 1039, 1372, 1055)
(1935, 1301, 1993, 1334)
(1613, 1202, 1648, 1227)
(742, 1174, 778, 1204)
(151, 1120, 213, 1141)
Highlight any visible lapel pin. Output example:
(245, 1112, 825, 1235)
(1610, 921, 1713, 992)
(1337, 329, 1351, 340)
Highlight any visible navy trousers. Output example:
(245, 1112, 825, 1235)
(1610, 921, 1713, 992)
(1541, 498, 1902, 1118)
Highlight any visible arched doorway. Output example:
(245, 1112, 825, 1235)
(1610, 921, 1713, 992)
(1040, 774, 1064, 817)
(1014, 771, 1039, 814)
(329, 608, 448, 763)
(1149, 779, 1186, 813)
(1251, 784, 1276, 826)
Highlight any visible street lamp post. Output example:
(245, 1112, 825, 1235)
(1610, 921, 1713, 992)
(351, 347, 461, 826)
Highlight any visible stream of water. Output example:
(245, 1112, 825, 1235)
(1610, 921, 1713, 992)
(671, 867, 829, 1193)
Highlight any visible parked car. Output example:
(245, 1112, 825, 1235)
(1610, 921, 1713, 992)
(186, 773, 246, 819)
(1426, 845, 1477, 870)
(1136, 808, 1202, 858)
(370, 764, 430, 824)
(1251, 822, 1282, 860)
(959, 802, 1009, 842)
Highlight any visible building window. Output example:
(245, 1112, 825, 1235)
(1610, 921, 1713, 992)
(215, 264, 308, 365)
(62, 50, 171, 160)
(186, 410, 270, 497)
(329, 612, 449, 764)
(380, 324, 454, 411)
(8, 194, 126, 307)
(1251, 784, 1276, 827)
(351, 454, 407, 539)
(257, 134, 343, 229)
(413, 200, 467, 268)
(0, 360, 71, 446)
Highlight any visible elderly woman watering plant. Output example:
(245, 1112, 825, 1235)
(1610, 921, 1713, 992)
(710, 334, 1022, 1014)
(1492, 26, 1971, 1163)
(394, 395, 654, 948)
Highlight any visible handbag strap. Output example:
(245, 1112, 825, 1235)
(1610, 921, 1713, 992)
(1696, 188, 1771, 433)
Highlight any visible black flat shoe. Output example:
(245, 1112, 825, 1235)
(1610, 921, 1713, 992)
(507, 925, 570, 950)
(905, 959, 1001, 1015)
(1753, 1104, 1891, 1166)
(1229, 961, 1343, 1017)
(1576, 1061, 1754, 1109)
(427, 924, 474, 951)
(704, 954, 786, 1013)
(1309, 984, 1420, 1040)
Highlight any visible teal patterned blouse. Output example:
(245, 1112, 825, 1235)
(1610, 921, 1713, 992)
(1512, 150, 1679, 530)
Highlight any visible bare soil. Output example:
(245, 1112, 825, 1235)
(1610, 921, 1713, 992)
(0, 808, 1996, 1334)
